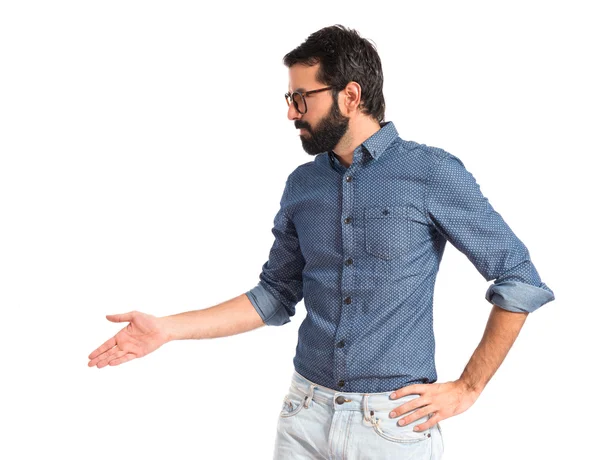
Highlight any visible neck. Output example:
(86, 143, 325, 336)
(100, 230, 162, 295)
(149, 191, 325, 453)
(332, 117, 382, 168)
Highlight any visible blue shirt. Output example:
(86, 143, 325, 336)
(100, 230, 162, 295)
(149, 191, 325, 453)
(245, 121, 555, 393)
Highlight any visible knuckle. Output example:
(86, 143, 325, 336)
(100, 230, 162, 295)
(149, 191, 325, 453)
(395, 408, 406, 417)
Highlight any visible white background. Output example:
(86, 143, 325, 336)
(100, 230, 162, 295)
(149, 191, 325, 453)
(0, 1, 597, 459)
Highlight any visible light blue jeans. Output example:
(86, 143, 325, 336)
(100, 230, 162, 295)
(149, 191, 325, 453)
(273, 370, 444, 459)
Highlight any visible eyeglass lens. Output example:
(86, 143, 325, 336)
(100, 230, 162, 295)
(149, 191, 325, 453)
(292, 92, 306, 113)
(286, 92, 306, 114)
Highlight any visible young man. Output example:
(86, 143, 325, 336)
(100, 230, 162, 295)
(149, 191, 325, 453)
(88, 25, 555, 459)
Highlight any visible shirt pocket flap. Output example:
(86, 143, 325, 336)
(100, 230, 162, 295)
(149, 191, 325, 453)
(364, 205, 405, 219)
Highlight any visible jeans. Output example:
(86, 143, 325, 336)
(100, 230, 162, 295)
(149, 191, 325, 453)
(273, 370, 444, 459)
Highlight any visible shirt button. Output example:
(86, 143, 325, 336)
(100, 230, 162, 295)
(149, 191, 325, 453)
(337, 339, 345, 348)
(338, 379, 345, 388)
(344, 217, 352, 224)
(345, 175, 352, 182)
(345, 258, 353, 266)
(382, 209, 389, 215)
(344, 296, 352, 304)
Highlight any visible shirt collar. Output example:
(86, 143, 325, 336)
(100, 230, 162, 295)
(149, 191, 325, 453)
(328, 120, 398, 170)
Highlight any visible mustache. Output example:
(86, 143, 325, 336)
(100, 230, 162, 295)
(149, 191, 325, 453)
(295, 121, 311, 131)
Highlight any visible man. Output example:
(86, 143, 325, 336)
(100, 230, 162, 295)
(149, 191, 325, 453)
(88, 25, 555, 459)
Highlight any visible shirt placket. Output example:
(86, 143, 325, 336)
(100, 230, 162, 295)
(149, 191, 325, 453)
(333, 153, 361, 392)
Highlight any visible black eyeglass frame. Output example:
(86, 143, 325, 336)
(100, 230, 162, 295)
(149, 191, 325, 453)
(284, 86, 334, 114)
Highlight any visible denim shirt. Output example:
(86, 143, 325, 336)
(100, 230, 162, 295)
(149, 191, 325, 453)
(245, 121, 555, 393)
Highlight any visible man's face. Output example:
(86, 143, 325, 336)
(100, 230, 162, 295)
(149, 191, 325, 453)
(287, 64, 350, 156)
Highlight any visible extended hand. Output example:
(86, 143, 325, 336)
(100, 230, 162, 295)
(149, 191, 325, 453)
(88, 311, 169, 368)
(388, 380, 480, 432)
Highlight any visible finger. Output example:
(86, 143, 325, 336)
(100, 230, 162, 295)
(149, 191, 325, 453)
(97, 349, 129, 368)
(108, 353, 137, 366)
(390, 384, 427, 399)
(414, 412, 443, 432)
(390, 397, 430, 418)
(93, 346, 122, 368)
(396, 405, 432, 425)
(106, 312, 135, 323)
(88, 336, 116, 361)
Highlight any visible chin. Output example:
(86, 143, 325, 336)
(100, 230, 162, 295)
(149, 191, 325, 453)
(300, 141, 320, 156)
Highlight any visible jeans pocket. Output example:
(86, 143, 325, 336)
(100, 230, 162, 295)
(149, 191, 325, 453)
(279, 386, 307, 419)
(364, 205, 408, 261)
(367, 397, 432, 444)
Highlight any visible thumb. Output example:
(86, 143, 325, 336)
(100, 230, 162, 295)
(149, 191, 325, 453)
(106, 311, 136, 323)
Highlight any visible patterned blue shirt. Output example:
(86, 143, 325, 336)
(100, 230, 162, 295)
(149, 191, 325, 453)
(245, 121, 555, 393)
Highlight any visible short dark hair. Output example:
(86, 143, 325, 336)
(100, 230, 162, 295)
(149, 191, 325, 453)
(283, 24, 385, 123)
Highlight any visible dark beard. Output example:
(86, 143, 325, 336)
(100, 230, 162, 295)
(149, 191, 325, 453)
(295, 99, 350, 156)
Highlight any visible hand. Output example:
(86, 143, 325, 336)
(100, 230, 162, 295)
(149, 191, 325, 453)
(88, 310, 169, 368)
(388, 380, 480, 432)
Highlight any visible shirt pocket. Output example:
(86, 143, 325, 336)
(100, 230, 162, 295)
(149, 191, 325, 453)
(364, 205, 409, 261)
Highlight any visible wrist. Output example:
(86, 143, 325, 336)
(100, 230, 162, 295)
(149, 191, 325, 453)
(456, 377, 484, 397)
(157, 315, 177, 342)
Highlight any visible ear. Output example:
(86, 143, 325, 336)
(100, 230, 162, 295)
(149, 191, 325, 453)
(340, 81, 362, 115)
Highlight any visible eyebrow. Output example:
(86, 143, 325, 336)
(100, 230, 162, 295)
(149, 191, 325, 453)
(288, 87, 306, 93)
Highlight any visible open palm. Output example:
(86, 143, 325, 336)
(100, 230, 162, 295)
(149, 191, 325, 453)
(88, 310, 169, 368)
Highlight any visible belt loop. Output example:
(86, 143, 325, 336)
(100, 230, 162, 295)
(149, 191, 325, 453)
(363, 394, 371, 422)
(304, 384, 316, 408)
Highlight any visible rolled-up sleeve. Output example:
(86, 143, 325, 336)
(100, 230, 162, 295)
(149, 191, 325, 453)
(245, 177, 305, 325)
(425, 154, 555, 314)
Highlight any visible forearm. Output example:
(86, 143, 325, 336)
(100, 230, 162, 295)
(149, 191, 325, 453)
(458, 304, 528, 395)
(159, 293, 265, 341)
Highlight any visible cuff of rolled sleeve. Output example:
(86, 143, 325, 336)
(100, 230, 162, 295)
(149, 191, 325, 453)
(245, 282, 292, 326)
(485, 280, 555, 313)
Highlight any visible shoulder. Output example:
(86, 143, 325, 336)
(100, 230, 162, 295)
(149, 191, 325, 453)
(398, 141, 472, 184)
(394, 137, 462, 167)
(287, 156, 322, 183)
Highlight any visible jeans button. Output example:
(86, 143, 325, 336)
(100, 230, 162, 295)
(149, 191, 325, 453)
(335, 395, 346, 404)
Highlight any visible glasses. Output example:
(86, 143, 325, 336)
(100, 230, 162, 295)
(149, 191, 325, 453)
(285, 86, 333, 114)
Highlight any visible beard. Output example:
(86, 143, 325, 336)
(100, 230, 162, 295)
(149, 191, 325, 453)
(295, 99, 350, 156)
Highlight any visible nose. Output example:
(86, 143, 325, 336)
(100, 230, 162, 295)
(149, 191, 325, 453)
(287, 103, 301, 121)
